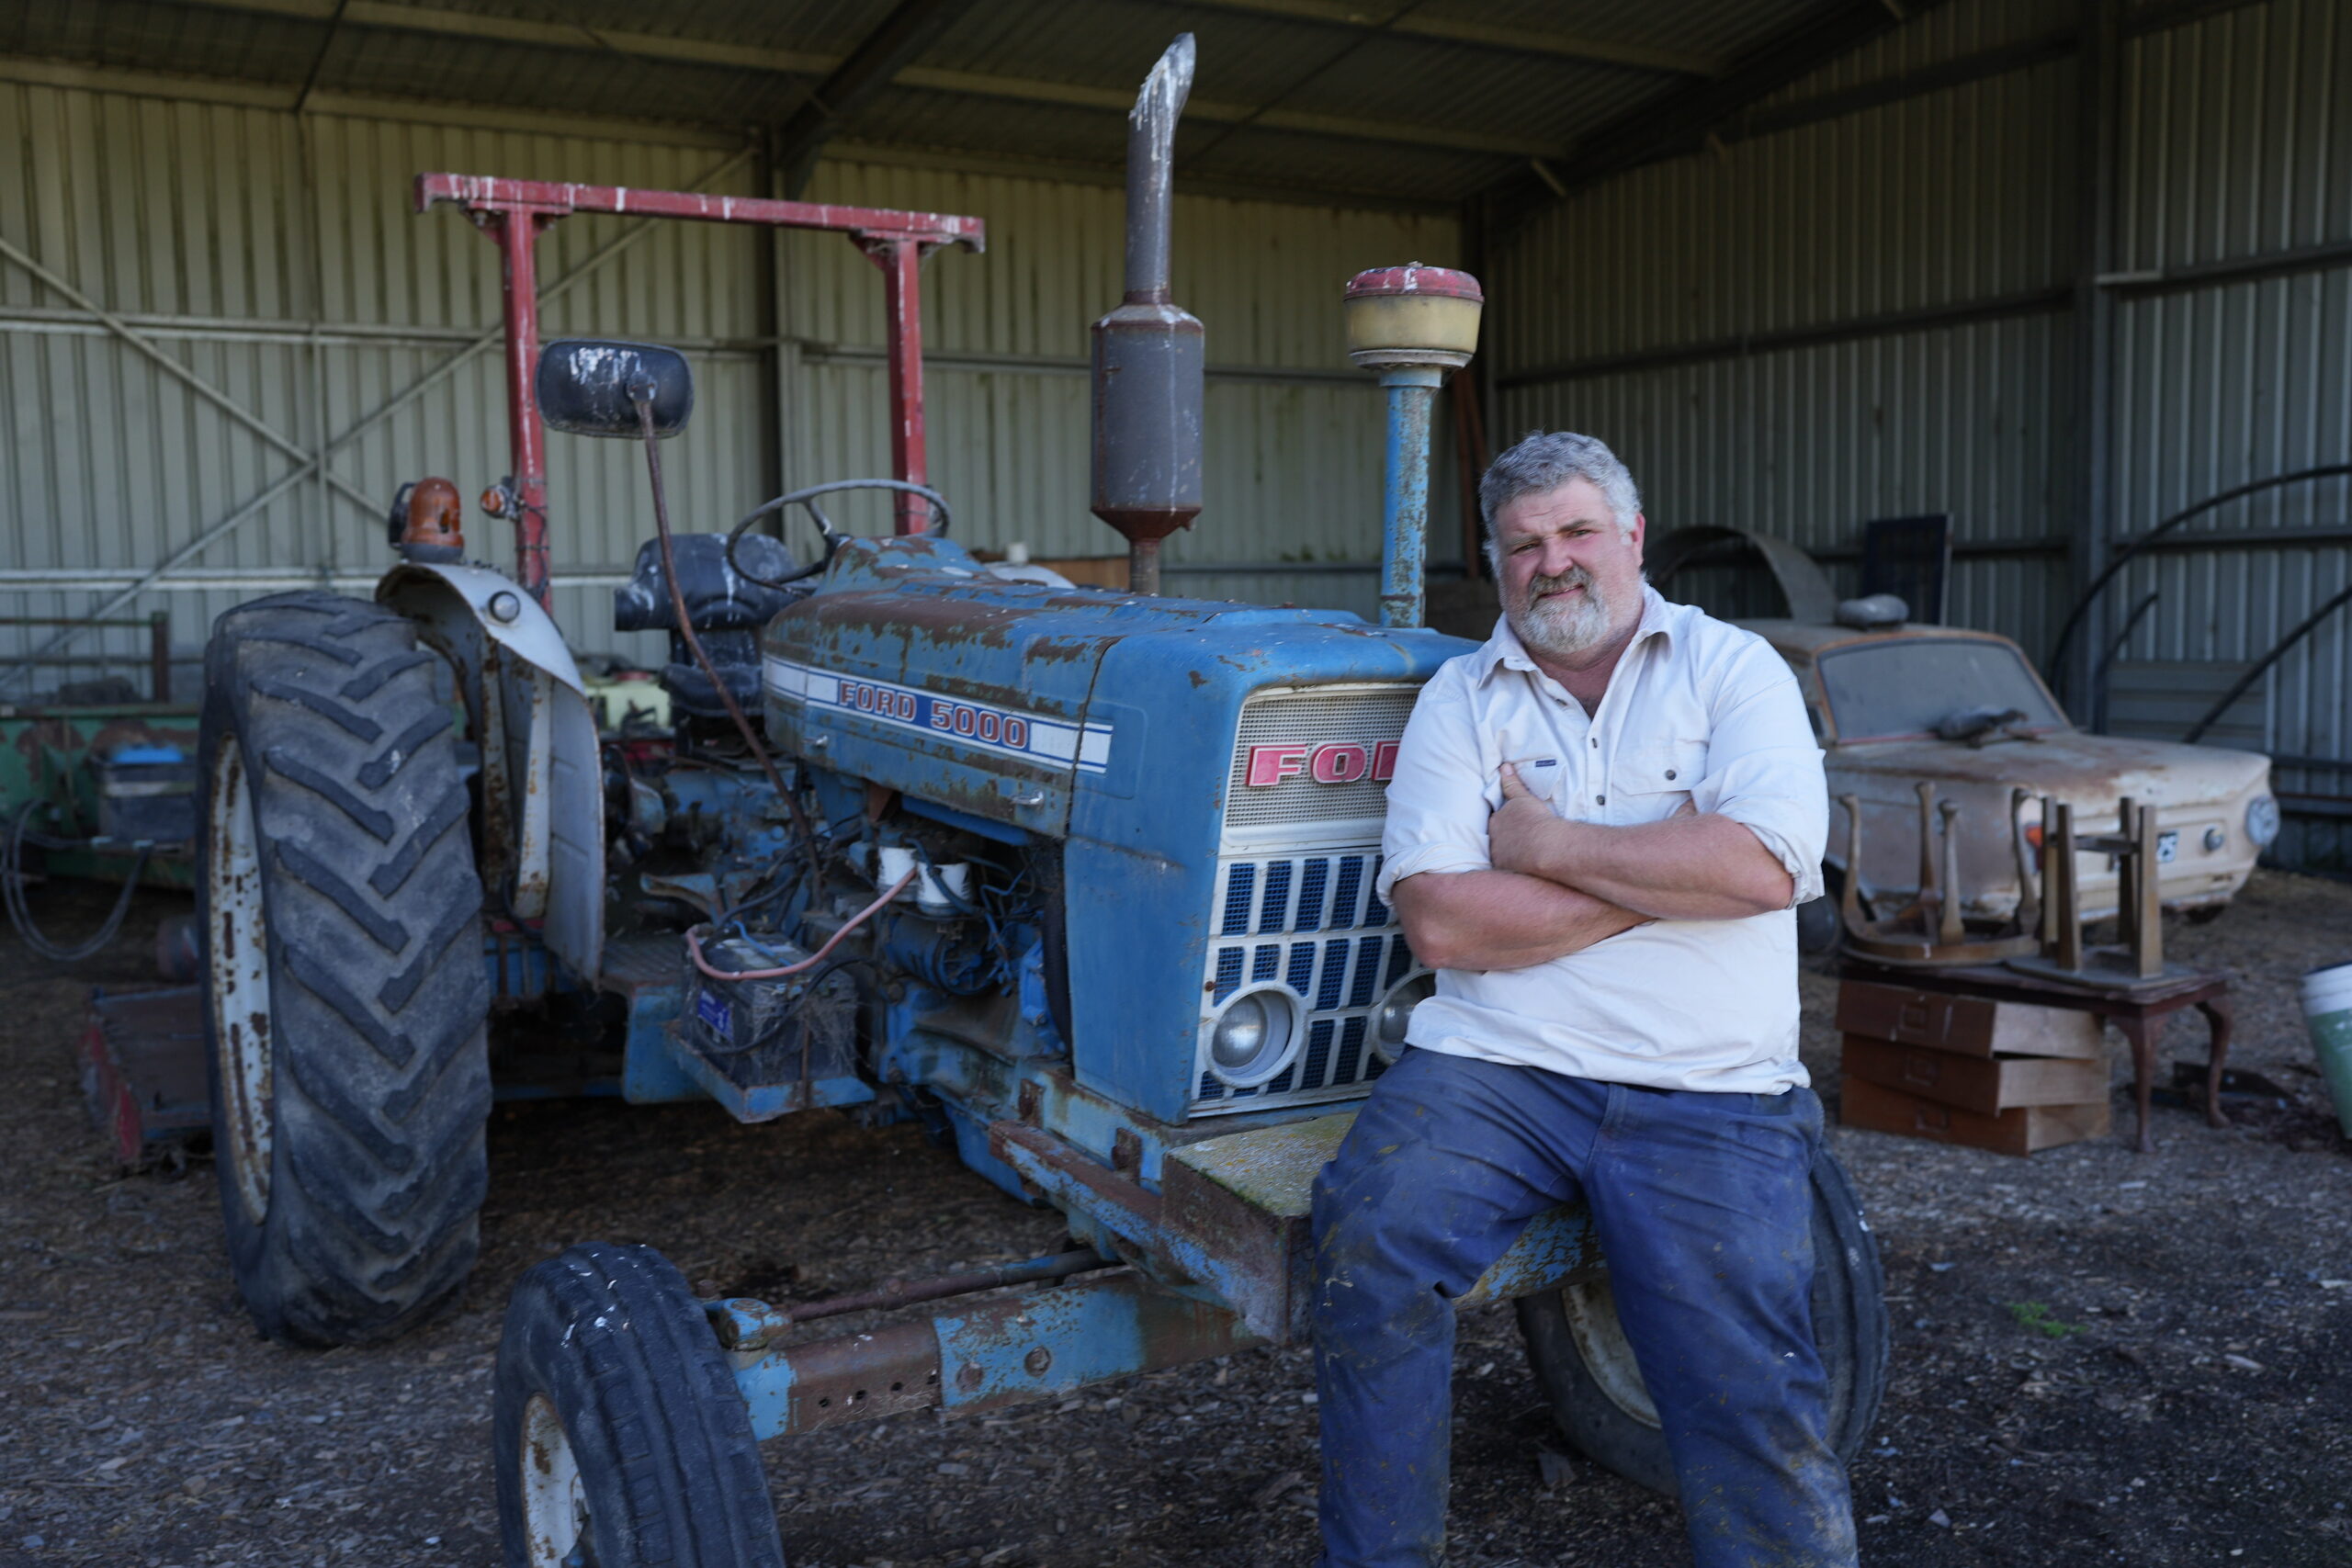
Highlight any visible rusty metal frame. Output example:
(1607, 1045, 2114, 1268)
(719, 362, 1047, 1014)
(414, 173, 984, 601)
(728, 1269, 1258, 1440)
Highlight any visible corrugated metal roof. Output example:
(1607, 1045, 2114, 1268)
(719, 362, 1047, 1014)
(1760, 0, 2067, 108)
(935, 1, 1329, 104)
(1416, 0, 1826, 63)
(3, 0, 1873, 205)
(1261, 35, 1651, 146)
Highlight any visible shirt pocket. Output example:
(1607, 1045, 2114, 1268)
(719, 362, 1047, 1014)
(1484, 753, 1564, 809)
(1617, 739, 1708, 804)
(1516, 754, 1565, 806)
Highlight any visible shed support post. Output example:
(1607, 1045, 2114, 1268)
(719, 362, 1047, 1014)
(485, 209, 554, 608)
(863, 236, 933, 535)
(2065, 0, 2122, 720)
(756, 133, 790, 532)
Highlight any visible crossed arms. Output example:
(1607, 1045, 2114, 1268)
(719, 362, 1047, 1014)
(1391, 761, 1796, 973)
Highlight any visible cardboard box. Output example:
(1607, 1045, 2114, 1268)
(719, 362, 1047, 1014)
(1841, 1034, 2109, 1114)
(1835, 980, 2103, 1060)
(1838, 1073, 2110, 1156)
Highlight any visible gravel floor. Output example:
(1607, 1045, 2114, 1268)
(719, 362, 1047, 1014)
(2, 870, 2348, 1568)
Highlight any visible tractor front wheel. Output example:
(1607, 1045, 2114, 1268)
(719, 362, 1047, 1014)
(494, 1243, 786, 1568)
(199, 591, 491, 1346)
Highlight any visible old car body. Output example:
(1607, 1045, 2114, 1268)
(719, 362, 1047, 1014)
(1746, 620, 2278, 922)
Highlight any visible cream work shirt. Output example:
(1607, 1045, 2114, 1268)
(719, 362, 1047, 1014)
(1376, 587, 1827, 1093)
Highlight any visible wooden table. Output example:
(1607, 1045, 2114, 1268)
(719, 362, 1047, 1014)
(1837, 958, 2232, 1154)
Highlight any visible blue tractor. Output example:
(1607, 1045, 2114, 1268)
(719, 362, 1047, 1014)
(194, 38, 1885, 1567)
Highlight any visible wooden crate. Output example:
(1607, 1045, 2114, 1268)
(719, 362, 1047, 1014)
(1836, 980, 2103, 1060)
(1842, 1034, 2109, 1114)
(1839, 1074, 2110, 1156)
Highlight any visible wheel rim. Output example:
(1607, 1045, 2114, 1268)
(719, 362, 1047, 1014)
(1561, 1278, 1661, 1429)
(206, 744, 273, 1226)
(520, 1393, 590, 1567)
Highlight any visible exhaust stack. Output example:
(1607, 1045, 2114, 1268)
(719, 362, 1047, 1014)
(1090, 35, 1204, 597)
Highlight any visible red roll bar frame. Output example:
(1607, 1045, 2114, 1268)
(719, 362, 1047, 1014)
(414, 173, 987, 604)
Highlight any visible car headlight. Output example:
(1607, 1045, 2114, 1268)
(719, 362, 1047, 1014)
(1205, 985, 1304, 1089)
(1372, 971, 1437, 1064)
(2245, 795, 2280, 849)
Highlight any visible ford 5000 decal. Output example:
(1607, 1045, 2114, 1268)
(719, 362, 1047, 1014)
(764, 658, 1113, 773)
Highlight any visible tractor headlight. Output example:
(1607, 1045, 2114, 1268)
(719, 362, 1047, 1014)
(1372, 971, 1437, 1064)
(1205, 985, 1304, 1089)
(2245, 795, 2280, 848)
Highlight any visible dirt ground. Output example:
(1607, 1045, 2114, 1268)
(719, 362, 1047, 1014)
(1, 870, 2348, 1568)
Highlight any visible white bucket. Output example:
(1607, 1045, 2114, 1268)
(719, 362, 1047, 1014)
(2301, 960, 2352, 1138)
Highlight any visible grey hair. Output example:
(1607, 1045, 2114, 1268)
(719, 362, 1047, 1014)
(1477, 432, 1643, 562)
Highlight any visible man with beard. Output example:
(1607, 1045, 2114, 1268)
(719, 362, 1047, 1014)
(1309, 432, 1847, 1568)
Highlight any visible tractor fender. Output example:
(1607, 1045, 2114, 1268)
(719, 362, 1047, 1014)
(376, 562, 605, 983)
(377, 561, 586, 694)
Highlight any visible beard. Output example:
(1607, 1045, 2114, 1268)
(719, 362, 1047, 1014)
(1507, 564, 1614, 659)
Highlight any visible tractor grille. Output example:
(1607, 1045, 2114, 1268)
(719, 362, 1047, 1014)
(1191, 852, 1419, 1114)
(1191, 683, 1427, 1117)
(1223, 686, 1420, 832)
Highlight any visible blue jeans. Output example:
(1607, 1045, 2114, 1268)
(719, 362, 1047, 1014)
(1309, 1047, 1855, 1568)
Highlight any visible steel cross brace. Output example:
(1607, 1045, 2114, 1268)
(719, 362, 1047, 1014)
(0, 234, 387, 693)
(414, 174, 987, 602)
(2, 149, 766, 689)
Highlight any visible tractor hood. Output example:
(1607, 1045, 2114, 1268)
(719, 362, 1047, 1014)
(760, 536, 1456, 839)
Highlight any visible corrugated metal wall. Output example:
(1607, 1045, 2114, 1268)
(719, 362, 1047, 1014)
(1492, 5, 2076, 653)
(1489, 0, 2352, 872)
(2109, 0, 2352, 871)
(0, 78, 1456, 695)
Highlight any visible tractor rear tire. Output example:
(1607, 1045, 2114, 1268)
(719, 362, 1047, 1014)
(199, 591, 490, 1347)
(1515, 1145, 1889, 1497)
(494, 1243, 786, 1568)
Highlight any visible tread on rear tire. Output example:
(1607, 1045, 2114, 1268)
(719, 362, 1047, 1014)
(199, 590, 490, 1346)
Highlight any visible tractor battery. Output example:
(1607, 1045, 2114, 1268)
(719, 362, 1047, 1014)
(96, 745, 197, 845)
(681, 935, 861, 1092)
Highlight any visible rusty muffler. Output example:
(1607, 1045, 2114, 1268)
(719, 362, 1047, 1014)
(1089, 34, 1204, 596)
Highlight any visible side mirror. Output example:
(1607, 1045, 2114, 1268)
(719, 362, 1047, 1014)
(536, 339, 694, 439)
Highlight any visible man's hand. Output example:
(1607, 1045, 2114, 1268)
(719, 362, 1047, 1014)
(1487, 760, 1568, 878)
(1489, 761, 1698, 883)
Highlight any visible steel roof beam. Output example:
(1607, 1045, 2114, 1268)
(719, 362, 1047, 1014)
(1474, 0, 1961, 226)
(173, 0, 835, 75)
(1543, 0, 1954, 197)
(891, 65, 1561, 158)
(162, 0, 1560, 161)
(771, 0, 979, 197)
(1176, 0, 1727, 76)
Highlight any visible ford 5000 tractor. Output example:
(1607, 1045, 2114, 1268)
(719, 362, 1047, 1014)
(194, 37, 1885, 1566)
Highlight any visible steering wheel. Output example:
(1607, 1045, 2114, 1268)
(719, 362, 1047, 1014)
(723, 479, 954, 591)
